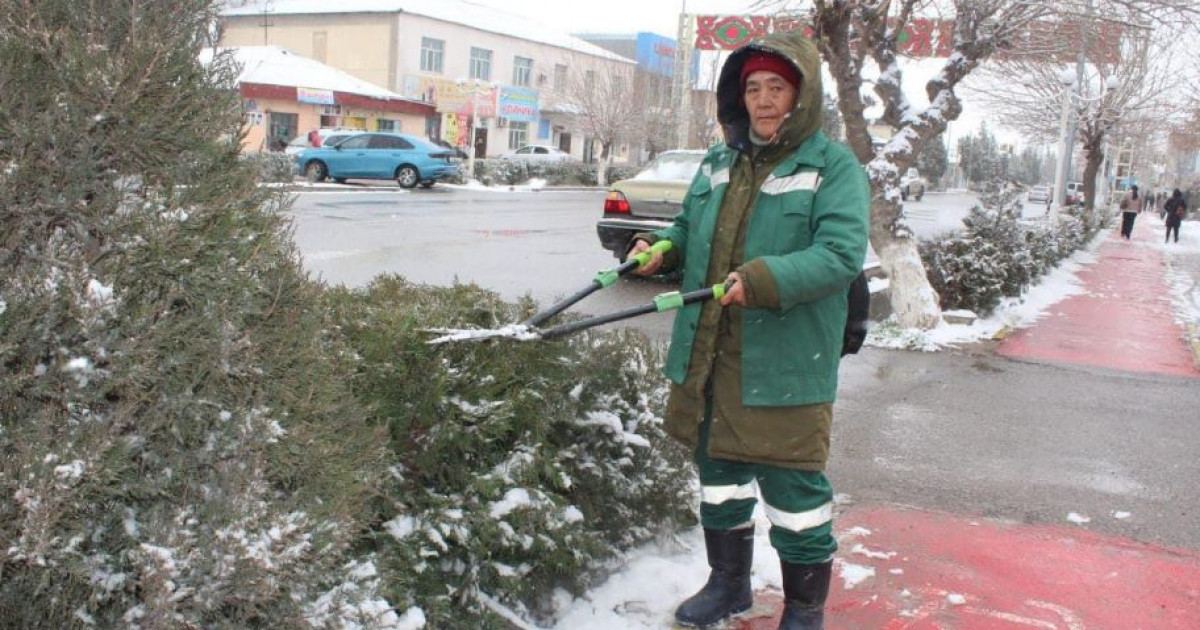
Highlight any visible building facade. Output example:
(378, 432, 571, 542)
(577, 32, 716, 162)
(220, 0, 639, 162)
(204, 46, 434, 152)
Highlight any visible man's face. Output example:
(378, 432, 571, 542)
(743, 70, 798, 139)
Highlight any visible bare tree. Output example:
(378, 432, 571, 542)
(753, 0, 1197, 329)
(805, 0, 1058, 328)
(971, 10, 1183, 213)
(553, 60, 642, 185)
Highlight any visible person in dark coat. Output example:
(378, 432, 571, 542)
(1164, 189, 1187, 243)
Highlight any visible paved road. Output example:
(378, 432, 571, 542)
(285, 185, 982, 340)
(287, 185, 1200, 627)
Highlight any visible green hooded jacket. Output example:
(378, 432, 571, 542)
(646, 32, 869, 470)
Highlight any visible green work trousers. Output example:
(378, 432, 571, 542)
(695, 406, 837, 565)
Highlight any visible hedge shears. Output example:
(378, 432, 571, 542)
(425, 240, 733, 344)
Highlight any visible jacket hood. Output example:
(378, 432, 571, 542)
(716, 31, 824, 152)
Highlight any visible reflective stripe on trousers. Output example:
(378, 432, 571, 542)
(695, 404, 837, 564)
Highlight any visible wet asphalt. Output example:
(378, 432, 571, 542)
(286, 185, 1200, 551)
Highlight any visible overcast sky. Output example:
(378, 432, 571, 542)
(465, 0, 758, 40)
(463, 0, 1015, 149)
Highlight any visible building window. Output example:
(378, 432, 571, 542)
(268, 112, 298, 150)
(376, 118, 396, 132)
(513, 56, 533, 87)
(508, 121, 529, 150)
(585, 70, 596, 87)
(421, 38, 444, 73)
(554, 63, 567, 90)
(469, 47, 492, 81)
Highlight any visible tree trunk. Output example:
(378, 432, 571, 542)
(1081, 131, 1105, 213)
(596, 141, 611, 187)
(870, 197, 943, 329)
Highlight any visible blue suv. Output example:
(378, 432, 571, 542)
(295, 132, 460, 188)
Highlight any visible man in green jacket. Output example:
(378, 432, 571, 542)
(629, 31, 869, 630)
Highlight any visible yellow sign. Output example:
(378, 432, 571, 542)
(411, 77, 498, 116)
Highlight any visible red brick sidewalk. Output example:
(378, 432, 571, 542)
(736, 505, 1200, 629)
(996, 220, 1198, 378)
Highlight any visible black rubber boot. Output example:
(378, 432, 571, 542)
(776, 560, 832, 630)
(674, 526, 755, 627)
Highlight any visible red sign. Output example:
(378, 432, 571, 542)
(692, 15, 1120, 63)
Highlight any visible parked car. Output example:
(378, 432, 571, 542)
(429, 137, 469, 160)
(294, 132, 459, 188)
(1027, 185, 1051, 204)
(500, 144, 572, 163)
(899, 167, 926, 201)
(1066, 182, 1086, 206)
(596, 150, 706, 259)
(285, 128, 357, 156)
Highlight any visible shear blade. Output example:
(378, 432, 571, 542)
(424, 324, 541, 345)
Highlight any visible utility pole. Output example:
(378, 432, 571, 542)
(258, 1, 274, 45)
(1062, 0, 1096, 204)
(672, 1, 694, 149)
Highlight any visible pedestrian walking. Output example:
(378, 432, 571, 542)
(1118, 185, 1144, 239)
(307, 128, 322, 148)
(1164, 189, 1187, 243)
(628, 31, 869, 630)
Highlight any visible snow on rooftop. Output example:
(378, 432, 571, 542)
(222, 0, 635, 64)
(200, 45, 404, 100)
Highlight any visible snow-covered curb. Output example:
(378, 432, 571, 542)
(867, 230, 1106, 352)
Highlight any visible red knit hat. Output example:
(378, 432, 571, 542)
(740, 52, 801, 90)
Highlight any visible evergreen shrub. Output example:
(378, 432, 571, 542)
(242, 151, 297, 184)
(1, 3, 699, 629)
(0, 2, 395, 627)
(471, 159, 637, 187)
(323, 277, 695, 628)
(921, 180, 1111, 316)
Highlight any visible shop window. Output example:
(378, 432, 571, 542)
(343, 116, 367, 130)
(376, 119, 396, 132)
(268, 112, 298, 151)
(470, 47, 492, 81)
(508, 121, 528, 151)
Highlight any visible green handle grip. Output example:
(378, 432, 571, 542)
(653, 281, 729, 312)
(631, 239, 673, 268)
(653, 291, 685, 312)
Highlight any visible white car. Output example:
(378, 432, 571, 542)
(1027, 185, 1051, 204)
(899, 167, 926, 201)
(1066, 182, 1086, 206)
(500, 145, 573, 163)
(285, 128, 358, 156)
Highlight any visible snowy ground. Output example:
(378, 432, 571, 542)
(544, 212, 1200, 630)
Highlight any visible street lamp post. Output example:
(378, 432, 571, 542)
(1050, 70, 1117, 221)
(456, 78, 495, 181)
(1051, 68, 1077, 222)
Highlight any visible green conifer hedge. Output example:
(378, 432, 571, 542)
(0, 3, 694, 628)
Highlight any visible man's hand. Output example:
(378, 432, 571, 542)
(628, 240, 663, 276)
(720, 272, 746, 306)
